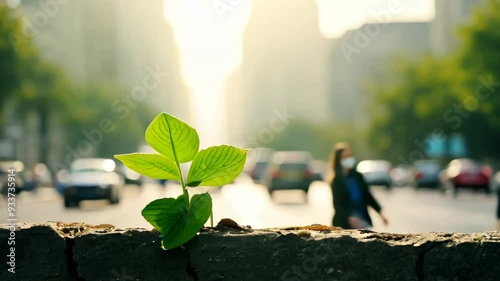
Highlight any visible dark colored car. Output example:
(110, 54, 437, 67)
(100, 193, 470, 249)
(309, 160, 328, 182)
(247, 148, 275, 184)
(357, 160, 392, 189)
(413, 160, 442, 188)
(440, 158, 491, 194)
(0, 160, 26, 195)
(0, 160, 42, 195)
(62, 158, 124, 207)
(249, 161, 271, 183)
(263, 151, 314, 197)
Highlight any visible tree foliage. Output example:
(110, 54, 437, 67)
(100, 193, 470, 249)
(1, 6, 155, 165)
(61, 82, 156, 159)
(0, 5, 36, 127)
(367, 56, 464, 162)
(366, 0, 500, 162)
(459, 0, 500, 128)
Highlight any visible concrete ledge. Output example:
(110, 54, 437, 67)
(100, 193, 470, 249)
(0, 223, 68, 281)
(1, 222, 499, 281)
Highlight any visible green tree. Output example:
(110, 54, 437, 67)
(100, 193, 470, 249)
(61, 82, 156, 161)
(1, 5, 157, 172)
(1, 5, 70, 166)
(0, 5, 36, 129)
(460, 0, 500, 91)
(366, 0, 500, 162)
(366, 56, 464, 163)
(457, 0, 500, 158)
(17, 57, 72, 164)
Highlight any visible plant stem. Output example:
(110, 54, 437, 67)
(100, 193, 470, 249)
(210, 208, 214, 228)
(168, 132, 189, 202)
(176, 162, 189, 201)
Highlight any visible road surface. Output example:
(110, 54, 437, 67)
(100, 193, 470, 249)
(1, 174, 497, 233)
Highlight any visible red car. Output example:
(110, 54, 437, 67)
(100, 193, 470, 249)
(440, 158, 491, 194)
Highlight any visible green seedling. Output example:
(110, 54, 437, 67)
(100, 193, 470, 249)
(115, 112, 247, 250)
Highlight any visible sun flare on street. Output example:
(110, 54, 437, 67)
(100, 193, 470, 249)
(163, 0, 252, 147)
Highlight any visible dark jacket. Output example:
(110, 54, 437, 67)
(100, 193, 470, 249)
(331, 166, 382, 229)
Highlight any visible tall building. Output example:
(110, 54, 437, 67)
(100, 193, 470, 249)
(114, 1, 190, 120)
(328, 21, 430, 125)
(226, 0, 330, 145)
(431, 0, 485, 55)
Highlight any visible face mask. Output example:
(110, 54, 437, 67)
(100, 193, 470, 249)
(341, 157, 356, 169)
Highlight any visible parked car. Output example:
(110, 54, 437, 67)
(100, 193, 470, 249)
(263, 151, 314, 198)
(116, 163, 143, 186)
(389, 164, 413, 187)
(494, 171, 500, 191)
(247, 148, 275, 184)
(357, 160, 392, 189)
(0, 160, 26, 195)
(29, 162, 53, 188)
(440, 158, 491, 194)
(61, 158, 124, 207)
(309, 160, 328, 182)
(249, 161, 272, 184)
(413, 160, 442, 188)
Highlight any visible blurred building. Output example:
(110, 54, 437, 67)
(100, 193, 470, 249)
(11, 0, 188, 165)
(431, 0, 485, 55)
(327, 0, 486, 138)
(20, 0, 188, 117)
(226, 0, 330, 145)
(328, 21, 430, 125)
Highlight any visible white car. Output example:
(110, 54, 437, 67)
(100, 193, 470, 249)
(62, 158, 124, 208)
(357, 160, 393, 189)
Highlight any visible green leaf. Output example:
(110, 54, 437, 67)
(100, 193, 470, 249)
(186, 145, 248, 187)
(114, 153, 180, 181)
(145, 112, 199, 163)
(141, 193, 212, 250)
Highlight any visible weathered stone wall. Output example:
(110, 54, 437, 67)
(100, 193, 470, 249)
(1, 222, 499, 281)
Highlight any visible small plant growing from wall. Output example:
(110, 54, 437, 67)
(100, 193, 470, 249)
(115, 112, 247, 250)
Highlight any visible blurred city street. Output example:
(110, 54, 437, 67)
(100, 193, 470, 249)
(3, 174, 496, 234)
(2, 1, 500, 280)
(2, 0, 500, 237)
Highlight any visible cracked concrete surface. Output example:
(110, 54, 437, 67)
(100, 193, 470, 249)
(1, 222, 499, 281)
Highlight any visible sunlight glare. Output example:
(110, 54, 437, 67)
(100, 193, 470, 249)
(163, 0, 252, 147)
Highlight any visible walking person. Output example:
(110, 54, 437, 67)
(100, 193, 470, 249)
(329, 142, 389, 229)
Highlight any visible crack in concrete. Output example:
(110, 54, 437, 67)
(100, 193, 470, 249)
(415, 242, 448, 281)
(186, 256, 199, 281)
(65, 237, 85, 281)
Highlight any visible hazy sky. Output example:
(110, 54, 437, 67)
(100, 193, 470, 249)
(163, 0, 435, 145)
